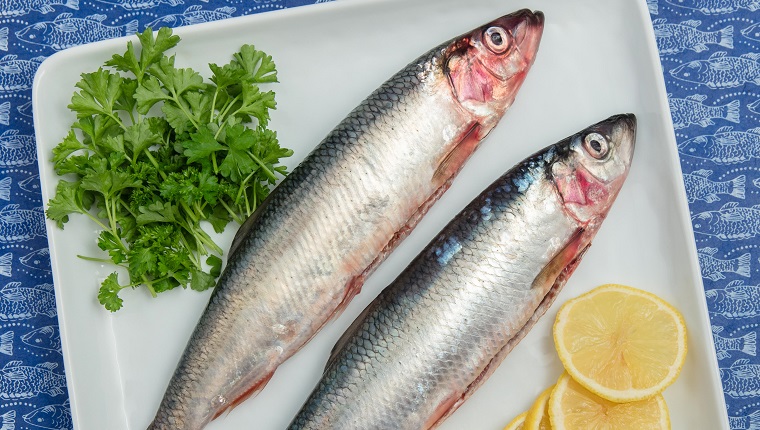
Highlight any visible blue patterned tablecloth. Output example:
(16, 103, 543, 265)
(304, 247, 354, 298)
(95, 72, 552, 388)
(0, 0, 758, 428)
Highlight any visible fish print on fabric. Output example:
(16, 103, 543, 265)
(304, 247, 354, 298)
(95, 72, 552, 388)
(669, 52, 760, 89)
(0, 205, 45, 243)
(684, 170, 744, 203)
(0, 102, 9, 126)
(23, 400, 71, 429)
(0, 130, 36, 167)
(21, 325, 61, 354)
(698, 247, 750, 280)
(0, 331, 12, 355)
(20, 248, 50, 272)
(669, 94, 740, 129)
(713, 326, 757, 360)
(0, 0, 79, 17)
(0, 55, 45, 92)
(749, 99, 760, 115)
(665, 0, 760, 14)
(744, 22, 760, 42)
(0, 252, 12, 277)
(17, 174, 39, 194)
(0, 282, 56, 321)
(0, 178, 11, 201)
(145, 5, 235, 28)
(16, 100, 32, 118)
(93, 0, 183, 10)
(706, 280, 760, 318)
(653, 19, 733, 54)
(0, 361, 66, 400)
(722, 358, 760, 398)
(678, 127, 760, 164)
(729, 410, 760, 430)
(692, 202, 760, 240)
(15, 14, 139, 51)
(0, 411, 14, 430)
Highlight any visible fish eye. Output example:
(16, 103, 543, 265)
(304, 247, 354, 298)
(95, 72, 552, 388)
(582, 132, 609, 159)
(483, 26, 510, 54)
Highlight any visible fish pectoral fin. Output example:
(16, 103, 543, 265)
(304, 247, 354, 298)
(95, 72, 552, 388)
(432, 122, 482, 186)
(54, 23, 78, 33)
(423, 393, 461, 430)
(212, 371, 274, 420)
(3, 370, 26, 381)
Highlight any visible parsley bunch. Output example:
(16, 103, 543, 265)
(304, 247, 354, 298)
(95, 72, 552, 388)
(47, 27, 292, 312)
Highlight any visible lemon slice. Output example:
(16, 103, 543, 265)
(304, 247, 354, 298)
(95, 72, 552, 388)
(548, 372, 670, 430)
(524, 386, 553, 430)
(504, 411, 528, 430)
(553, 284, 687, 402)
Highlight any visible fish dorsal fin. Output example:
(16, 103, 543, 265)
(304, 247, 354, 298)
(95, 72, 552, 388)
(747, 127, 760, 135)
(1, 281, 21, 292)
(0, 130, 17, 137)
(727, 279, 746, 288)
(681, 19, 701, 27)
(712, 325, 724, 334)
(732, 358, 752, 367)
(652, 18, 667, 25)
(0, 55, 17, 62)
(692, 169, 712, 178)
(36, 362, 58, 371)
(710, 51, 729, 59)
(34, 283, 55, 293)
(184, 5, 202, 12)
(54, 13, 73, 21)
(717, 126, 734, 134)
(2, 360, 22, 370)
(85, 14, 106, 22)
(30, 56, 46, 63)
(741, 52, 760, 61)
(700, 246, 718, 255)
(720, 202, 740, 211)
(217, 6, 235, 14)
(686, 94, 708, 102)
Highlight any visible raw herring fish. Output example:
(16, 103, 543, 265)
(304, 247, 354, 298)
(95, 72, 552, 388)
(148, 10, 545, 429)
(289, 114, 636, 430)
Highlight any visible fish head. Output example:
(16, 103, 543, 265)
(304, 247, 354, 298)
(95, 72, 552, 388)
(668, 61, 704, 84)
(21, 328, 47, 347)
(691, 210, 719, 235)
(551, 114, 636, 226)
(741, 22, 760, 41)
(15, 23, 51, 45)
(678, 135, 712, 159)
(23, 406, 56, 428)
(704, 288, 723, 306)
(445, 9, 544, 121)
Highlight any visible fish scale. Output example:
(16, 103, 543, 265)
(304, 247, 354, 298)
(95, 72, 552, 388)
(289, 115, 635, 429)
(148, 11, 545, 429)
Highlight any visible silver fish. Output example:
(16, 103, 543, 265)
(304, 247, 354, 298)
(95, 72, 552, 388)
(288, 114, 635, 429)
(148, 10, 545, 429)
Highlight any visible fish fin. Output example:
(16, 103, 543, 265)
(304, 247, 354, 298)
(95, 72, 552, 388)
(692, 43, 708, 53)
(0, 252, 12, 277)
(698, 119, 714, 127)
(692, 169, 713, 177)
(741, 52, 760, 61)
(0, 136, 23, 149)
(46, 387, 64, 396)
(1, 288, 23, 302)
(747, 127, 760, 135)
(715, 136, 740, 146)
(731, 175, 746, 200)
(168, 0, 184, 6)
(3, 370, 25, 381)
(212, 371, 273, 420)
(727, 279, 746, 287)
(719, 25, 734, 49)
(54, 22, 78, 33)
(736, 253, 751, 277)
(700, 246, 718, 255)
(36, 362, 57, 370)
(30, 56, 46, 63)
(0, 129, 17, 137)
(65, 0, 79, 10)
(0, 177, 10, 201)
(708, 272, 725, 281)
(123, 19, 138, 35)
(709, 58, 732, 71)
(0, 64, 19, 74)
(85, 14, 106, 22)
(732, 358, 751, 367)
(686, 94, 708, 102)
(653, 26, 672, 38)
(325, 299, 377, 371)
(743, 332, 757, 356)
(228, 194, 274, 260)
(38, 4, 55, 13)
(53, 13, 73, 21)
(217, 6, 235, 14)
(44, 308, 57, 318)
(432, 122, 481, 185)
(0, 27, 7, 52)
(681, 19, 701, 27)
(652, 18, 667, 25)
(704, 194, 720, 203)
(0, 55, 16, 63)
(716, 350, 729, 360)
(2, 360, 22, 370)
(184, 4, 202, 12)
(647, 0, 658, 14)
(712, 325, 724, 334)
(710, 51, 729, 59)
(724, 99, 741, 123)
(726, 289, 750, 300)
(0, 331, 12, 356)
(0, 409, 12, 425)
(720, 201, 740, 211)
(721, 211, 744, 222)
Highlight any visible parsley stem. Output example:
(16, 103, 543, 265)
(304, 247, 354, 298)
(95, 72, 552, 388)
(77, 255, 123, 265)
(219, 199, 244, 225)
(247, 151, 277, 182)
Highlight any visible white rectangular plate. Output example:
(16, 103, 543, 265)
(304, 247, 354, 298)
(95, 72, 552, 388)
(33, 0, 728, 428)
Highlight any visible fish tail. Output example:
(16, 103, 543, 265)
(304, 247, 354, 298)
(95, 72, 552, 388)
(0, 252, 11, 277)
(742, 332, 757, 356)
(0, 410, 13, 430)
(65, 0, 79, 10)
(748, 409, 760, 430)
(0, 28, 7, 52)
(0, 102, 8, 126)
(0, 177, 10, 201)
(647, 0, 658, 14)
(717, 25, 734, 49)
(0, 331, 12, 355)
(722, 99, 741, 123)
(123, 19, 139, 36)
(735, 252, 752, 277)
(729, 174, 746, 200)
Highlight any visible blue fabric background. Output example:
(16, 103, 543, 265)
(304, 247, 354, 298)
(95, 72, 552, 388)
(0, 0, 756, 428)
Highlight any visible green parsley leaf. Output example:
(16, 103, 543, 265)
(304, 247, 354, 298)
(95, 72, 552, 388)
(98, 273, 124, 312)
